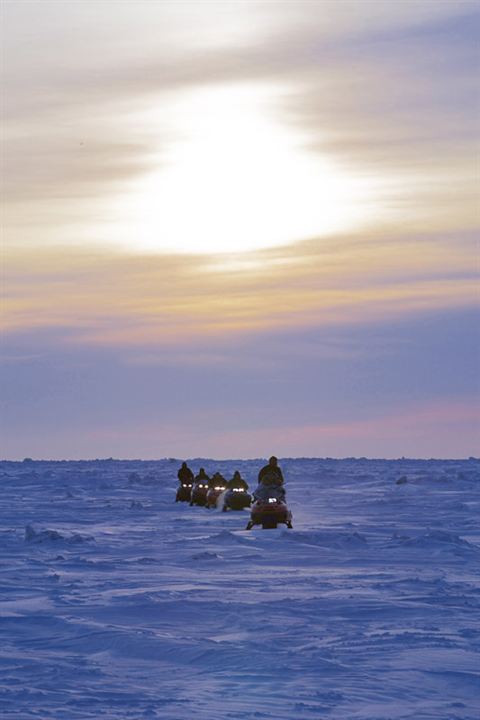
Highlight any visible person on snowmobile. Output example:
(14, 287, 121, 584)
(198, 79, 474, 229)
(258, 456, 284, 486)
(177, 462, 194, 484)
(254, 457, 285, 501)
(194, 468, 210, 484)
(227, 471, 249, 491)
(208, 471, 226, 489)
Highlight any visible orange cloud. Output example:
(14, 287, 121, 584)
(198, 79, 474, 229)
(2, 230, 478, 346)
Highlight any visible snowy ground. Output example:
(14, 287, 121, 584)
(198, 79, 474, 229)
(1, 457, 479, 720)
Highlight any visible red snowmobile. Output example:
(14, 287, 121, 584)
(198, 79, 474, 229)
(246, 484, 293, 529)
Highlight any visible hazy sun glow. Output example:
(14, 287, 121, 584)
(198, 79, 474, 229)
(113, 84, 384, 255)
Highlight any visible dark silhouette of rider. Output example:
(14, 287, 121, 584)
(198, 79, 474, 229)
(177, 461, 194, 484)
(227, 470, 249, 491)
(208, 471, 226, 489)
(194, 468, 210, 485)
(258, 456, 284, 486)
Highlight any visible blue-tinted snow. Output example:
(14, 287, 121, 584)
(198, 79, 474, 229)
(0, 458, 479, 719)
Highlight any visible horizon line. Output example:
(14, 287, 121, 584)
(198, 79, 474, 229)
(3, 456, 478, 464)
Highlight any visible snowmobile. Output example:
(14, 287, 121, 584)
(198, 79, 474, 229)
(190, 481, 209, 507)
(175, 482, 193, 502)
(222, 487, 252, 511)
(206, 483, 227, 509)
(246, 485, 293, 529)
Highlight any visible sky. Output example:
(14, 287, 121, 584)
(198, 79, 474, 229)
(1, 0, 479, 460)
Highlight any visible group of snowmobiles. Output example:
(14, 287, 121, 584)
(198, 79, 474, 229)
(175, 457, 293, 530)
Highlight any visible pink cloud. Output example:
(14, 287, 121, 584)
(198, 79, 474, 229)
(207, 399, 480, 458)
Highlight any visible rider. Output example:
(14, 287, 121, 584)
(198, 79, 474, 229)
(258, 456, 284, 486)
(208, 471, 226, 489)
(227, 470, 249, 491)
(194, 467, 210, 485)
(255, 456, 285, 501)
(177, 461, 194, 484)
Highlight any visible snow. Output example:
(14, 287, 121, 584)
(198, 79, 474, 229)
(1, 457, 479, 719)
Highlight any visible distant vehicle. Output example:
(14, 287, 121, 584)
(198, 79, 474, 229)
(175, 482, 193, 502)
(222, 487, 252, 511)
(206, 482, 227, 509)
(190, 481, 209, 507)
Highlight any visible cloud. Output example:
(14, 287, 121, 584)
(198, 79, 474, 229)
(2, 1, 479, 459)
(2, 304, 479, 459)
(3, 0, 478, 248)
(204, 398, 480, 458)
(3, 226, 478, 345)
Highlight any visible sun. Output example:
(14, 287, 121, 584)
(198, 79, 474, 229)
(113, 83, 381, 255)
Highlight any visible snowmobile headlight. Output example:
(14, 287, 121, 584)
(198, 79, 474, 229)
(214, 486, 223, 491)
(268, 497, 278, 503)
(232, 487, 243, 492)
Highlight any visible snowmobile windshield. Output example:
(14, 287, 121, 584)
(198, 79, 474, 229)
(254, 484, 285, 501)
